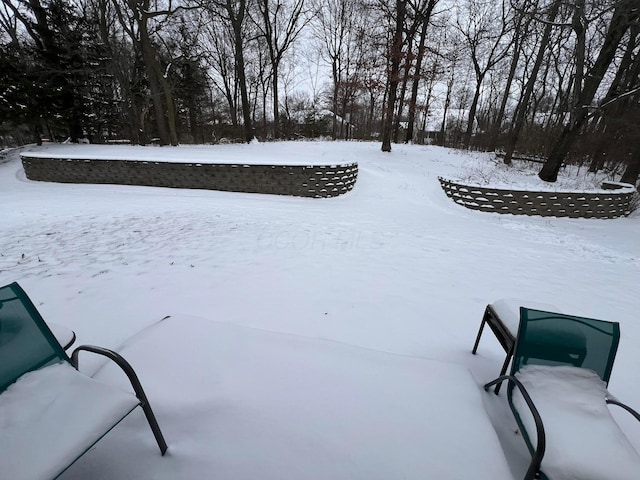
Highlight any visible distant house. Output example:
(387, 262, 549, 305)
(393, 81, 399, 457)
(285, 108, 354, 139)
(398, 109, 477, 144)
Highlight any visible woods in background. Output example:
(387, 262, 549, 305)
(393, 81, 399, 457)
(0, 0, 638, 185)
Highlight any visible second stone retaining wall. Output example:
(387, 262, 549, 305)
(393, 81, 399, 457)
(438, 177, 637, 219)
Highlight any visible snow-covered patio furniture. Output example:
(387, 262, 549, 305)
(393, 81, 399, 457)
(473, 299, 569, 393)
(0, 282, 167, 480)
(484, 307, 640, 480)
(87, 314, 516, 479)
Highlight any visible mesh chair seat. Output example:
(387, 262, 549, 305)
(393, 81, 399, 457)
(512, 365, 640, 480)
(0, 282, 167, 478)
(0, 362, 140, 480)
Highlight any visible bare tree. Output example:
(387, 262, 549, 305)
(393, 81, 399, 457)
(590, 21, 640, 185)
(503, 0, 561, 164)
(199, 0, 255, 142)
(89, 0, 146, 143)
(487, 4, 532, 151)
(203, 16, 241, 129)
(110, 0, 193, 145)
(381, 0, 406, 152)
(455, 0, 512, 149)
(311, 0, 359, 140)
(252, 0, 310, 138)
(539, 0, 639, 181)
(0, 1, 20, 44)
(404, 0, 438, 143)
(569, 0, 586, 127)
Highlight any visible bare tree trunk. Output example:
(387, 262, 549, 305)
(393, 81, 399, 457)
(96, 0, 139, 144)
(156, 63, 179, 145)
(405, 0, 436, 144)
(503, 0, 560, 164)
(392, 35, 413, 143)
(621, 147, 640, 188)
(589, 26, 638, 172)
(273, 72, 280, 137)
(540, 1, 638, 182)
(381, 0, 405, 152)
(440, 71, 454, 145)
(139, 19, 171, 145)
(404, 29, 426, 143)
(489, 12, 527, 152)
(463, 75, 483, 149)
(227, 0, 254, 143)
(331, 60, 339, 139)
(570, 0, 586, 127)
(458, 0, 511, 150)
(256, 0, 307, 139)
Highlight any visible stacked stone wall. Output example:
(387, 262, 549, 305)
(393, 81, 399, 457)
(21, 156, 358, 198)
(438, 177, 636, 219)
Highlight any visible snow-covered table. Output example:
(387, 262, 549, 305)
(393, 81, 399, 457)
(85, 315, 515, 480)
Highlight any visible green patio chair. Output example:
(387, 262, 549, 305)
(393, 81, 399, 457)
(0, 282, 167, 480)
(484, 307, 640, 480)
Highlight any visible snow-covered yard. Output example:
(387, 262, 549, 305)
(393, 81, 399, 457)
(1, 141, 639, 479)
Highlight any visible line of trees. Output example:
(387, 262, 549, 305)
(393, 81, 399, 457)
(0, 0, 638, 185)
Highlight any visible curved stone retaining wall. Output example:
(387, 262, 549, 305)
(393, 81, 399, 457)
(21, 156, 358, 198)
(438, 177, 637, 219)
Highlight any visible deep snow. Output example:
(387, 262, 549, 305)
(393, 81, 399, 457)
(1, 141, 639, 479)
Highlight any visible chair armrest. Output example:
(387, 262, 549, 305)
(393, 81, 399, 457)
(71, 345, 147, 402)
(607, 397, 640, 422)
(71, 345, 168, 455)
(485, 375, 546, 480)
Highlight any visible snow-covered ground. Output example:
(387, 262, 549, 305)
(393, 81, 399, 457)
(1, 141, 639, 479)
(20, 142, 353, 165)
(454, 153, 624, 191)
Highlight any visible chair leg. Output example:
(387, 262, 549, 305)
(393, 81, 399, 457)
(494, 346, 514, 395)
(139, 397, 169, 455)
(472, 316, 487, 354)
(72, 345, 168, 455)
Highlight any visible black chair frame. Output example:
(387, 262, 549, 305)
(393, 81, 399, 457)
(72, 345, 168, 455)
